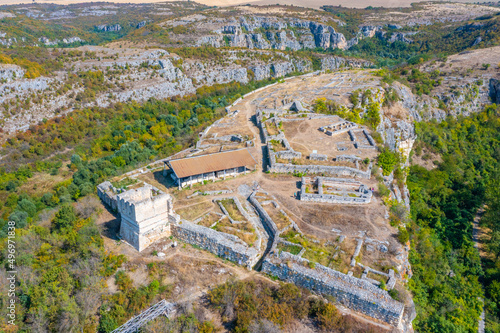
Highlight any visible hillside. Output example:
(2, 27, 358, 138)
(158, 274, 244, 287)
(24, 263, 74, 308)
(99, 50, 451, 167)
(1, 1, 500, 333)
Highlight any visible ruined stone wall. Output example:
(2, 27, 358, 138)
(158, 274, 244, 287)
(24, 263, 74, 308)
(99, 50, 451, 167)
(262, 252, 404, 327)
(300, 176, 372, 204)
(171, 221, 259, 269)
(300, 192, 371, 204)
(96, 181, 118, 211)
(97, 181, 177, 251)
(336, 154, 361, 162)
(363, 129, 376, 146)
(275, 149, 302, 159)
(249, 192, 278, 238)
(269, 157, 372, 179)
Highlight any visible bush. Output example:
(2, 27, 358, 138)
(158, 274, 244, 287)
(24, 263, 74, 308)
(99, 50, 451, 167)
(378, 148, 400, 176)
(52, 204, 77, 231)
(398, 227, 409, 244)
(316, 303, 342, 331)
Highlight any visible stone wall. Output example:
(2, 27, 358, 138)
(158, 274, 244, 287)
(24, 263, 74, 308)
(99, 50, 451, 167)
(336, 154, 361, 162)
(269, 147, 372, 179)
(309, 153, 328, 161)
(300, 177, 372, 204)
(97, 181, 118, 211)
(249, 192, 278, 237)
(171, 221, 259, 269)
(363, 129, 376, 146)
(262, 251, 404, 327)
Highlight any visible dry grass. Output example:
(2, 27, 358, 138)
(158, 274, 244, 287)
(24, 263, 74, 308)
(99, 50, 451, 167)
(269, 139, 286, 152)
(214, 218, 257, 246)
(176, 200, 215, 221)
(265, 122, 280, 136)
(219, 199, 246, 221)
(265, 205, 291, 231)
(197, 212, 221, 227)
(18, 171, 69, 197)
(280, 229, 353, 271)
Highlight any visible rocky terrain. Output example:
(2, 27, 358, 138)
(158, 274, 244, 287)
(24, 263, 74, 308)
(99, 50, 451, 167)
(0, 45, 372, 136)
(1, 1, 500, 332)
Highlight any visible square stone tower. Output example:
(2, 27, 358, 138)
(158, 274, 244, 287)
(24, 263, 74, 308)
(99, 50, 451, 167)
(116, 184, 178, 251)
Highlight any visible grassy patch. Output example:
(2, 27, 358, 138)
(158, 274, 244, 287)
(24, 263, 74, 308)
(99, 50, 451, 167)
(197, 212, 220, 227)
(111, 177, 139, 189)
(277, 242, 302, 255)
(176, 200, 214, 221)
(281, 229, 348, 271)
(220, 199, 246, 221)
(214, 218, 257, 246)
(265, 121, 280, 136)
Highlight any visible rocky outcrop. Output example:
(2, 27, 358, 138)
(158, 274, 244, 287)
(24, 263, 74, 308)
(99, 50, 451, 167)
(199, 17, 350, 51)
(249, 64, 271, 81)
(388, 32, 413, 44)
(360, 25, 383, 38)
(0, 65, 25, 82)
(196, 35, 224, 48)
(39, 36, 84, 46)
(271, 62, 295, 78)
(195, 67, 248, 85)
(95, 24, 122, 32)
(0, 36, 16, 47)
(321, 56, 373, 71)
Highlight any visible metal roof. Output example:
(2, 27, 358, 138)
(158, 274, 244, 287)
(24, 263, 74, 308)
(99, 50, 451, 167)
(167, 149, 257, 179)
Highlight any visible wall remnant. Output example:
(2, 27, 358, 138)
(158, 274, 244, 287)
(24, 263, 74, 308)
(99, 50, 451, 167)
(172, 221, 259, 269)
(262, 251, 404, 327)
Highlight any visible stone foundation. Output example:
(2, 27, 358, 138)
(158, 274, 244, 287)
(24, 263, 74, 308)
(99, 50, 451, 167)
(300, 176, 372, 204)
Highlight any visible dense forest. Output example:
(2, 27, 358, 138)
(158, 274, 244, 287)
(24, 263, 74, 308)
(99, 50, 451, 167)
(408, 104, 500, 332)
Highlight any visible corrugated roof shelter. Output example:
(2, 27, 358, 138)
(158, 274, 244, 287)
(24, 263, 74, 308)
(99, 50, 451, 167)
(164, 149, 257, 188)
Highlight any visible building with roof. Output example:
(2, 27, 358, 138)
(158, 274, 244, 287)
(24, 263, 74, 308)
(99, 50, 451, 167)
(164, 149, 257, 189)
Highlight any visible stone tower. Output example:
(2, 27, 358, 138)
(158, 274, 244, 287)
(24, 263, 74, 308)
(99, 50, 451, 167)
(116, 184, 178, 251)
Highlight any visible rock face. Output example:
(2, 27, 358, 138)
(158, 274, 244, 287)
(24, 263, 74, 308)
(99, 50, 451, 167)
(196, 35, 224, 47)
(199, 17, 352, 51)
(39, 36, 83, 46)
(387, 32, 414, 44)
(321, 56, 373, 71)
(95, 24, 122, 32)
(0, 64, 25, 82)
(360, 25, 383, 38)
(490, 78, 500, 103)
(193, 66, 249, 85)
(250, 64, 271, 81)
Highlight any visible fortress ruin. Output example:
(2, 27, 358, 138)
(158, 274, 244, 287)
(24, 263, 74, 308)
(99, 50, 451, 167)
(97, 182, 179, 251)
